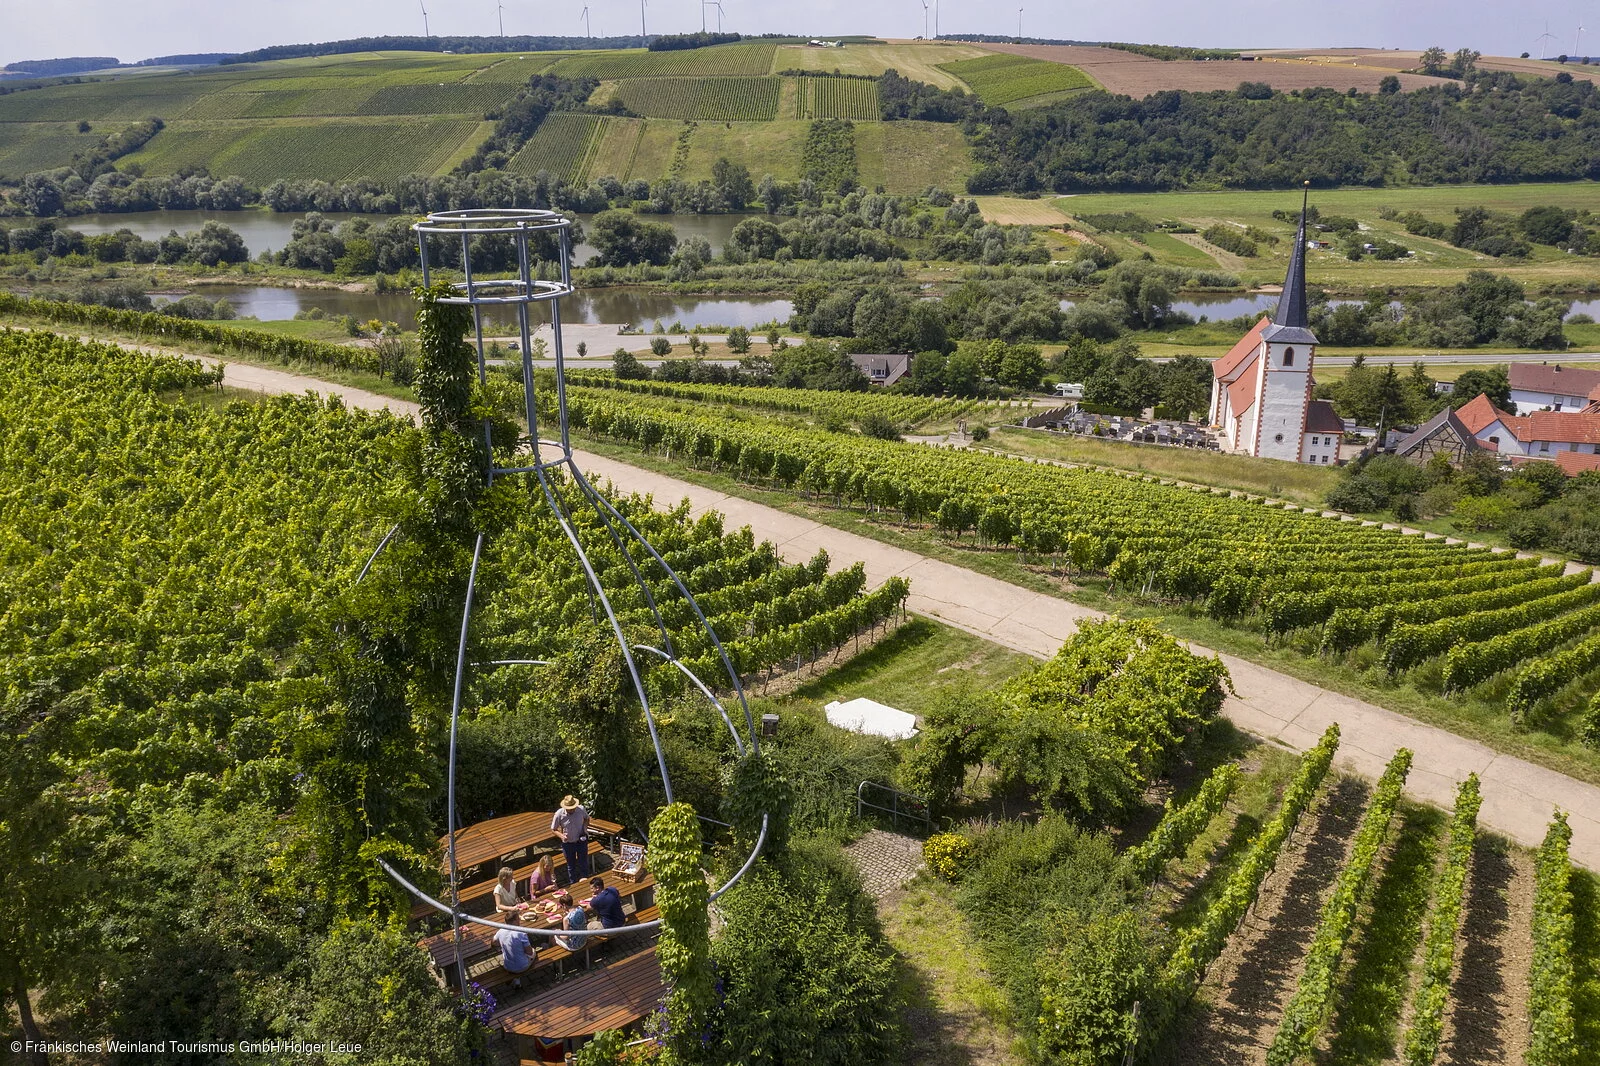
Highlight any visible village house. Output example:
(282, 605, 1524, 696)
(1507, 362, 1600, 414)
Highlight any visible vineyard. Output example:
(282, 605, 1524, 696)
(568, 374, 1004, 429)
(506, 112, 602, 180)
(0, 327, 910, 770)
(939, 53, 1095, 107)
(553, 386, 1600, 745)
(612, 77, 781, 122)
(548, 42, 779, 79)
(794, 77, 882, 121)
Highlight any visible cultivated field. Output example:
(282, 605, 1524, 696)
(612, 76, 781, 121)
(937, 54, 1095, 107)
(972, 43, 1449, 96)
(794, 77, 882, 121)
(770, 41, 991, 89)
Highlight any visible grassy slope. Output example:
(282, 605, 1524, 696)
(855, 121, 974, 195)
(771, 42, 991, 89)
(982, 426, 1343, 507)
(1036, 183, 1600, 292)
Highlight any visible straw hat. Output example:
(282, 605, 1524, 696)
(560, 794, 581, 811)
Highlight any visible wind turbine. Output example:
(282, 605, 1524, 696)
(497, 0, 505, 36)
(640, 0, 647, 40)
(935, 0, 940, 38)
(921, 0, 929, 39)
(1537, 21, 1557, 59)
(1578, 25, 1587, 57)
(1017, 6, 1024, 41)
(419, 0, 430, 36)
(711, 1, 724, 32)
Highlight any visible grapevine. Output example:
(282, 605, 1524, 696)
(1402, 774, 1481, 1066)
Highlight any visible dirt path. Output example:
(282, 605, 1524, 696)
(1438, 838, 1536, 1066)
(1177, 777, 1371, 1066)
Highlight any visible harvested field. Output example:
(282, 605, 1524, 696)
(971, 43, 1448, 96)
(1261, 48, 1600, 85)
(973, 196, 1070, 226)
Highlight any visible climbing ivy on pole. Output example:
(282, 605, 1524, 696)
(650, 801, 713, 1064)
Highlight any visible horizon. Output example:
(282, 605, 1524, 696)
(4, 0, 1596, 71)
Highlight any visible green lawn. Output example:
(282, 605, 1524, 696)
(787, 616, 1032, 716)
(982, 426, 1344, 507)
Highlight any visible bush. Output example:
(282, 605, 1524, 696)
(858, 412, 902, 441)
(970, 426, 990, 442)
(1202, 224, 1259, 257)
(1037, 908, 1162, 1066)
(650, 337, 673, 356)
(726, 325, 751, 353)
(922, 832, 972, 881)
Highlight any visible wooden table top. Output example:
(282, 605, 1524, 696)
(442, 810, 624, 872)
(420, 873, 657, 970)
(498, 946, 663, 1039)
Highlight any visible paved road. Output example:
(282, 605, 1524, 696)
(206, 358, 1600, 870)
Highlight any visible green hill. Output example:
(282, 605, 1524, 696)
(0, 42, 999, 190)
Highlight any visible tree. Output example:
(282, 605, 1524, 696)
(998, 344, 1045, 390)
(589, 209, 677, 267)
(1449, 365, 1512, 411)
(1379, 74, 1401, 94)
(1449, 48, 1481, 76)
(1419, 46, 1448, 73)
(613, 347, 649, 379)
(726, 326, 751, 353)
(711, 157, 756, 210)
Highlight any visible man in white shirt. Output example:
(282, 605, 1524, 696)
(552, 794, 591, 883)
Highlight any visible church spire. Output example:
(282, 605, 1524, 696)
(1273, 181, 1310, 329)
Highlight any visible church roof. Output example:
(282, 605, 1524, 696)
(1228, 375, 1258, 418)
(1273, 186, 1312, 329)
(1261, 323, 1318, 346)
(1211, 316, 1271, 380)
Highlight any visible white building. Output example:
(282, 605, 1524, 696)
(1506, 362, 1600, 415)
(1209, 193, 1345, 465)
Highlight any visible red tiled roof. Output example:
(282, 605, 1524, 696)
(1507, 362, 1600, 397)
(1227, 375, 1258, 418)
(1556, 451, 1600, 475)
(1211, 316, 1271, 381)
(1304, 398, 1343, 434)
(1522, 410, 1600, 445)
(1455, 393, 1513, 436)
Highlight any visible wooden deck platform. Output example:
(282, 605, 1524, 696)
(496, 947, 663, 1039)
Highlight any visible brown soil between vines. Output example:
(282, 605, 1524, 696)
(1174, 775, 1371, 1066)
(1438, 838, 1535, 1066)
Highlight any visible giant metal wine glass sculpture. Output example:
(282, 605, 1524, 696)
(370, 209, 767, 987)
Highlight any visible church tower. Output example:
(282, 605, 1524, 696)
(1250, 183, 1317, 461)
(1209, 183, 1340, 464)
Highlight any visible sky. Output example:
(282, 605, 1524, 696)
(3, 0, 1596, 67)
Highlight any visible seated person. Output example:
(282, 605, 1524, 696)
(494, 909, 534, 981)
(588, 876, 626, 929)
(529, 854, 557, 897)
(493, 866, 525, 916)
(556, 894, 588, 952)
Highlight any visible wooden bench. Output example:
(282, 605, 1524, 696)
(462, 903, 664, 995)
(410, 840, 609, 924)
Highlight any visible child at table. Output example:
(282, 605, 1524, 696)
(529, 854, 557, 897)
(556, 893, 589, 952)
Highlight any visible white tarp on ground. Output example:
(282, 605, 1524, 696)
(824, 698, 918, 740)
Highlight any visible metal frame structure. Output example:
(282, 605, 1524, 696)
(368, 209, 768, 988)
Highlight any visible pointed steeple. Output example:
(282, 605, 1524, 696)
(1273, 181, 1310, 329)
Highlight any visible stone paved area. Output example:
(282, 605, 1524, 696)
(844, 830, 926, 900)
(201, 358, 1600, 871)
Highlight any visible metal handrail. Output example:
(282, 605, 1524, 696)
(855, 780, 932, 835)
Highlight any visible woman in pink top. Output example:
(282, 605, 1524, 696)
(529, 854, 557, 896)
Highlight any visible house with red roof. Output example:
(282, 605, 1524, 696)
(1453, 391, 1600, 472)
(1506, 362, 1600, 415)
(1209, 190, 1346, 466)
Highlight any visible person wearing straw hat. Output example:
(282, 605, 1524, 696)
(552, 794, 591, 883)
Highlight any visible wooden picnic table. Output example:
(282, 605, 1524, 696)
(442, 810, 624, 873)
(497, 946, 663, 1039)
(419, 872, 657, 973)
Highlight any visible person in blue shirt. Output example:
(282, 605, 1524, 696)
(556, 893, 589, 952)
(588, 876, 626, 929)
(494, 908, 534, 984)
